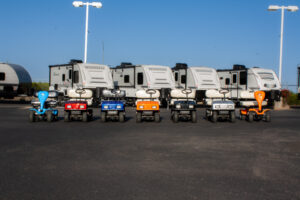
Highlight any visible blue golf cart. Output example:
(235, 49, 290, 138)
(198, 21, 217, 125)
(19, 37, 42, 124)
(101, 89, 126, 122)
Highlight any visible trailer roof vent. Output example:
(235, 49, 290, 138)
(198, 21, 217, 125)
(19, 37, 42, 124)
(233, 64, 246, 70)
(69, 59, 83, 64)
(174, 63, 188, 69)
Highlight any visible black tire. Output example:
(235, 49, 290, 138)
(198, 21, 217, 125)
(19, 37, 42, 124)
(173, 111, 179, 123)
(101, 112, 106, 122)
(82, 112, 88, 122)
(248, 112, 254, 123)
(230, 111, 236, 123)
(29, 110, 35, 122)
(46, 111, 53, 122)
(136, 112, 142, 123)
(265, 112, 271, 122)
(191, 111, 197, 123)
(212, 111, 218, 123)
(64, 111, 70, 122)
(154, 112, 160, 123)
(119, 112, 125, 123)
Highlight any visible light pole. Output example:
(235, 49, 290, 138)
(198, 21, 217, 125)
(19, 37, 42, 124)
(73, 1, 102, 63)
(268, 5, 299, 83)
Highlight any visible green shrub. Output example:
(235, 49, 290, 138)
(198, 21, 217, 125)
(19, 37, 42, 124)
(31, 82, 49, 91)
(287, 92, 300, 105)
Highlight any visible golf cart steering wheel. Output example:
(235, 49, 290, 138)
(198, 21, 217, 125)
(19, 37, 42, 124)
(182, 89, 192, 94)
(111, 89, 121, 95)
(75, 88, 86, 95)
(219, 89, 229, 95)
(146, 89, 156, 95)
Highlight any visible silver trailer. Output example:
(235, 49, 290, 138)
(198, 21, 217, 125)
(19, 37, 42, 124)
(0, 63, 32, 98)
(49, 60, 113, 105)
(112, 63, 175, 105)
(172, 63, 221, 103)
(217, 65, 281, 106)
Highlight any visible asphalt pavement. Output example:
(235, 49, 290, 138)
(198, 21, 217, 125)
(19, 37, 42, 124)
(0, 104, 299, 200)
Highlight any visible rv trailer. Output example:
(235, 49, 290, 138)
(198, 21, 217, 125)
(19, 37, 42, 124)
(112, 63, 175, 105)
(49, 60, 113, 105)
(172, 63, 221, 103)
(217, 65, 281, 106)
(0, 63, 32, 98)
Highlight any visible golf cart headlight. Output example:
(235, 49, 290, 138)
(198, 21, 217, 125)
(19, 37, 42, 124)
(152, 105, 157, 109)
(67, 105, 72, 109)
(117, 105, 122, 109)
(215, 105, 220, 109)
(139, 105, 144, 109)
(176, 104, 181, 109)
(80, 105, 85, 109)
(189, 104, 194, 109)
(104, 105, 108, 109)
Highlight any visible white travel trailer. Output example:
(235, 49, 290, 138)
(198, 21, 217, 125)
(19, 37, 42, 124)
(49, 60, 113, 104)
(112, 63, 175, 105)
(172, 63, 221, 102)
(217, 65, 281, 105)
(0, 63, 32, 98)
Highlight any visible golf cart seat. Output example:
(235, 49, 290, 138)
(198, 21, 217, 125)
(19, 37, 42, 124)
(170, 89, 196, 99)
(67, 89, 93, 98)
(136, 89, 160, 99)
(102, 89, 126, 98)
(205, 89, 230, 98)
(239, 101, 267, 107)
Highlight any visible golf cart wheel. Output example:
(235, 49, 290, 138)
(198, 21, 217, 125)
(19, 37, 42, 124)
(64, 111, 70, 122)
(265, 112, 271, 122)
(191, 111, 197, 123)
(101, 112, 106, 122)
(248, 112, 254, 123)
(46, 111, 53, 122)
(82, 112, 88, 122)
(29, 110, 35, 122)
(212, 111, 218, 123)
(230, 111, 236, 123)
(154, 112, 160, 123)
(119, 112, 125, 123)
(136, 112, 142, 123)
(173, 111, 179, 123)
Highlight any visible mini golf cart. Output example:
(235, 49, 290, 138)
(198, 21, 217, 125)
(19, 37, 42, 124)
(170, 89, 197, 123)
(240, 91, 271, 122)
(205, 90, 235, 123)
(64, 88, 93, 122)
(29, 91, 58, 122)
(100, 89, 126, 122)
(136, 89, 160, 123)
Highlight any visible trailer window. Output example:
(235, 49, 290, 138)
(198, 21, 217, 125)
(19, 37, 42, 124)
(69, 70, 72, 79)
(137, 73, 143, 85)
(225, 78, 230, 85)
(62, 74, 65, 81)
(233, 74, 237, 83)
(73, 71, 79, 83)
(175, 72, 178, 81)
(181, 75, 186, 84)
(240, 71, 247, 85)
(124, 75, 130, 83)
(0, 73, 5, 81)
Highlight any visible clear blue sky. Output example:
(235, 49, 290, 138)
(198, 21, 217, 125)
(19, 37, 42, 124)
(0, 0, 299, 88)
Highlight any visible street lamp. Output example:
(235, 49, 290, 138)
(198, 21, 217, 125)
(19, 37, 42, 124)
(73, 1, 102, 63)
(268, 5, 299, 83)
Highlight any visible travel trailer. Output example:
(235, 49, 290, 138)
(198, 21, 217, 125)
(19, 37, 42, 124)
(0, 62, 32, 98)
(172, 63, 221, 103)
(111, 63, 175, 105)
(49, 60, 113, 104)
(217, 65, 281, 105)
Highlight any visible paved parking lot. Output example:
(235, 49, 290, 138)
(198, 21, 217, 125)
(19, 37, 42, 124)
(0, 104, 299, 200)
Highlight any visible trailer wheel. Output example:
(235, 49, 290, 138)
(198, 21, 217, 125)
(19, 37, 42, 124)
(154, 112, 160, 123)
(29, 110, 35, 122)
(191, 111, 197, 123)
(265, 112, 271, 122)
(119, 112, 125, 123)
(230, 111, 236, 123)
(212, 111, 218, 123)
(173, 111, 179, 123)
(46, 111, 53, 122)
(248, 112, 254, 123)
(101, 112, 106, 122)
(64, 111, 70, 122)
(82, 112, 88, 122)
(136, 112, 142, 123)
